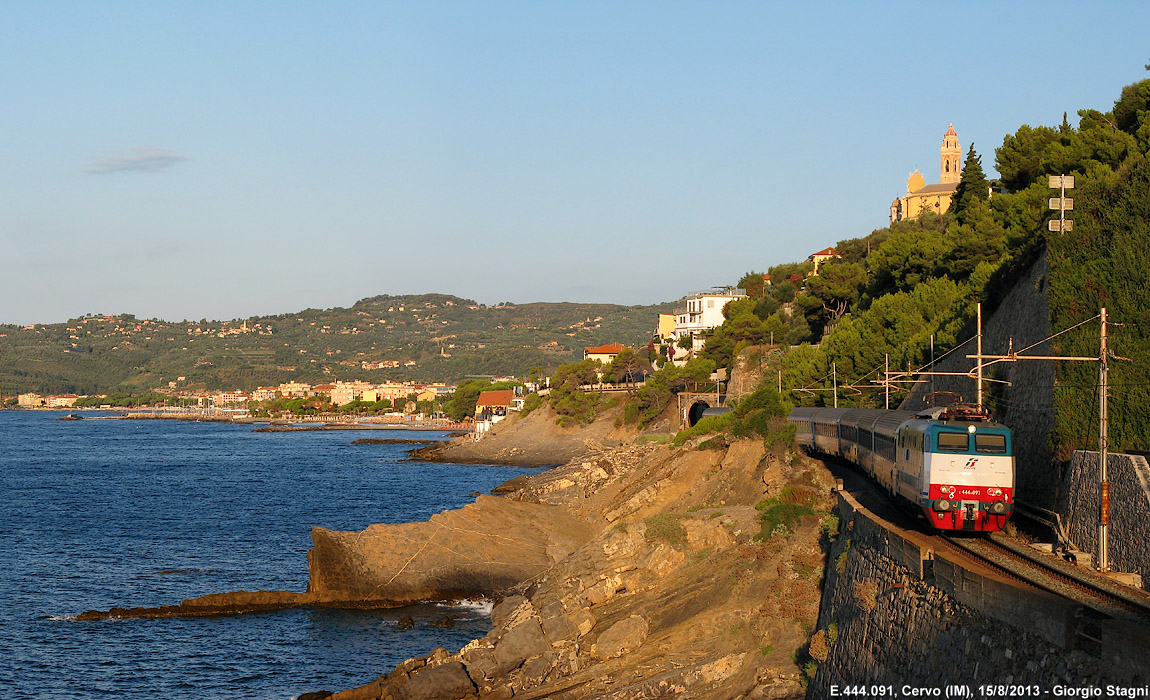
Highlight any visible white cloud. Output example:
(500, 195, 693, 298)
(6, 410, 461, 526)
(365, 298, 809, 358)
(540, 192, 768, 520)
(85, 147, 190, 175)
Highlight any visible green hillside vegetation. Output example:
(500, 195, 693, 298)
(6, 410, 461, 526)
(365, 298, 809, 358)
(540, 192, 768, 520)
(0, 294, 673, 395)
(700, 76, 1150, 455)
(483, 74, 1150, 460)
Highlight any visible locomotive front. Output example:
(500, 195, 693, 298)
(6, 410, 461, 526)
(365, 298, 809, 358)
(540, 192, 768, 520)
(918, 420, 1015, 532)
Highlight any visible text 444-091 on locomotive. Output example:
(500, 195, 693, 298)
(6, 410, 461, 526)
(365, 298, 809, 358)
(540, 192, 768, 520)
(788, 404, 1014, 532)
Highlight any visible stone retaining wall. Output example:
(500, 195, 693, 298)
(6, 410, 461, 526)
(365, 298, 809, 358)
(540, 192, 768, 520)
(1060, 450, 1150, 587)
(810, 490, 1150, 691)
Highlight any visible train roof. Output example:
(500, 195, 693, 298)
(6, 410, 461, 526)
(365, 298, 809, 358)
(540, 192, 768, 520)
(788, 406, 1010, 435)
(787, 407, 918, 432)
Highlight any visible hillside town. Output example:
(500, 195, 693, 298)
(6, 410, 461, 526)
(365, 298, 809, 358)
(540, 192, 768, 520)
(11, 243, 843, 420)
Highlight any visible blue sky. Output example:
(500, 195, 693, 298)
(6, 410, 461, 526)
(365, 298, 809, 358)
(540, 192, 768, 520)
(2, 1, 1147, 325)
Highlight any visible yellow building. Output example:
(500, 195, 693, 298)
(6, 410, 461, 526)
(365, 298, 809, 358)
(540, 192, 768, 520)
(890, 124, 962, 223)
(655, 313, 676, 341)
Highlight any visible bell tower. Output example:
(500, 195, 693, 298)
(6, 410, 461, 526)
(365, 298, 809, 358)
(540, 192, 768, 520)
(940, 124, 961, 184)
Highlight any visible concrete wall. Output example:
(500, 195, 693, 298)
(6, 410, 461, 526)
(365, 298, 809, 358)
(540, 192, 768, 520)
(810, 491, 1150, 691)
(1060, 450, 1150, 588)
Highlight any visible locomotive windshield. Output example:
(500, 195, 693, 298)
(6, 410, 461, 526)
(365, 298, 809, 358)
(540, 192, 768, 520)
(975, 433, 1008, 454)
(928, 426, 1012, 456)
(936, 431, 969, 452)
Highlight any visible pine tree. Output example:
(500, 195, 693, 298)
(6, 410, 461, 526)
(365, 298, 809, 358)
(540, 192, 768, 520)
(951, 143, 989, 225)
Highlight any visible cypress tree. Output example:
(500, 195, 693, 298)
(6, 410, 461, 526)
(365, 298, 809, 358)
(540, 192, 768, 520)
(951, 143, 989, 225)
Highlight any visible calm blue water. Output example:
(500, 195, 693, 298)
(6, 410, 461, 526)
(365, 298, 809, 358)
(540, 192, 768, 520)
(0, 411, 533, 699)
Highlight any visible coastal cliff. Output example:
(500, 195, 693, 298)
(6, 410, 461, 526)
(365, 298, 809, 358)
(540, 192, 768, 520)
(307, 495, 593, 606)
(305, 406, 834, 700)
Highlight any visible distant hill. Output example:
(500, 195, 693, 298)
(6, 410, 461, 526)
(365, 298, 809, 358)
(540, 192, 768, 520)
(0, 293, 676, 395)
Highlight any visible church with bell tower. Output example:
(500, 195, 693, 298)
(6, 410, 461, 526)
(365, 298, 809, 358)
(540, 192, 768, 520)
(890, 124, 963, 223)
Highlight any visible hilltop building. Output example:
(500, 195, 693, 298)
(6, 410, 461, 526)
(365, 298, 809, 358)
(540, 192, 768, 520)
(807, 247, 841, 274)
(890, 124, 962, 223)
(672, 287, 747, 359)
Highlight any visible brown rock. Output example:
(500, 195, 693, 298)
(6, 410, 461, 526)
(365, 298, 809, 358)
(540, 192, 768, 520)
(492, 617, 549, 675)
(538, 599, 577, 644)
(75, 590, 312, 620)
(519, 654, 554, 689)
(428, 615, 457, 628)
(307, 496, 592, 605)
(590, 614, 649, 660)
(393, 661, 475, 700)
(460, 641, 498, 681)
(490, 595, 528, 628)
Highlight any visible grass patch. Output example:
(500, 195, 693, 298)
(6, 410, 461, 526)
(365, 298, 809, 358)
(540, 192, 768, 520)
(644, 513, 686, 547)
(754, 485, 821, 540)
(672, 412, 735, 447)
(635, 432, 672, 445)
(819, 514, 840, 536)
(835, 539, 852, 572)
(698, 436, 726, 450)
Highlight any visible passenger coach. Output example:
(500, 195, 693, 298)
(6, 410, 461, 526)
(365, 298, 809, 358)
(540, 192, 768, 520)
(789, 406, 1015, 532)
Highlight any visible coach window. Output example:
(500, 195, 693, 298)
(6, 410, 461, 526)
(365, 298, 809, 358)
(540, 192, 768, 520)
(936, 431, 970, 453)
(975, 433, 1008, 454)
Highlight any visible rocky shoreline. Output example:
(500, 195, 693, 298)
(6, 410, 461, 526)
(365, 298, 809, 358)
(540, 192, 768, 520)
(301, 406, 828, 699)
(79, 403, 828, 698)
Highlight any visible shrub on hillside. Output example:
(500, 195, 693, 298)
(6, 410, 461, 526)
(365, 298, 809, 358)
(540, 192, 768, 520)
(671, 384, 791, 447)
(624, 357, 717, 428)
(549, 359, 605, 425)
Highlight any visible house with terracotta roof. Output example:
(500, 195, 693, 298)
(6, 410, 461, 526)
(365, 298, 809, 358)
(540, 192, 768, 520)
(474, 389, 515, 420)
(584, 342, 627, 364)
(807, 247, 842, 274)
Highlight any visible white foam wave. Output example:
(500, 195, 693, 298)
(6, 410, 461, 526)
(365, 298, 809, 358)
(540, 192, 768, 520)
(439, 598, 493, 616)
(46, 614, 77, 621)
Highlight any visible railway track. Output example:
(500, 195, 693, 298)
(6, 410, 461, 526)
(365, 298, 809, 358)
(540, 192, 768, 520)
(930, 534, 1150, 656)
(823, 456, 1150, 627)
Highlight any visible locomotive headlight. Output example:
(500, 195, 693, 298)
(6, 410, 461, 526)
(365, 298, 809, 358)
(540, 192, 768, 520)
(968, 425, 976, 434)
(934, 499, 952, 512)
(988, 488, 1002, 497)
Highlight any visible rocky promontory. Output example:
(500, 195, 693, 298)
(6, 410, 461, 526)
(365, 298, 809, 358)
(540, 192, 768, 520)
(304, 404, 831, 699)
(77, 401, 830, 697)
(307, 494, 593, 606)
(410, 402, 648, 466)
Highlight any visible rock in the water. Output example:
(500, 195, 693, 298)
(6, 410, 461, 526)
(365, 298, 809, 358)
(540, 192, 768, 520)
(396, 615, 415, 630)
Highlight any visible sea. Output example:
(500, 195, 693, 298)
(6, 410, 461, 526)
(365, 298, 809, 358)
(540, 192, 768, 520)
(0, 410, 535, 699)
